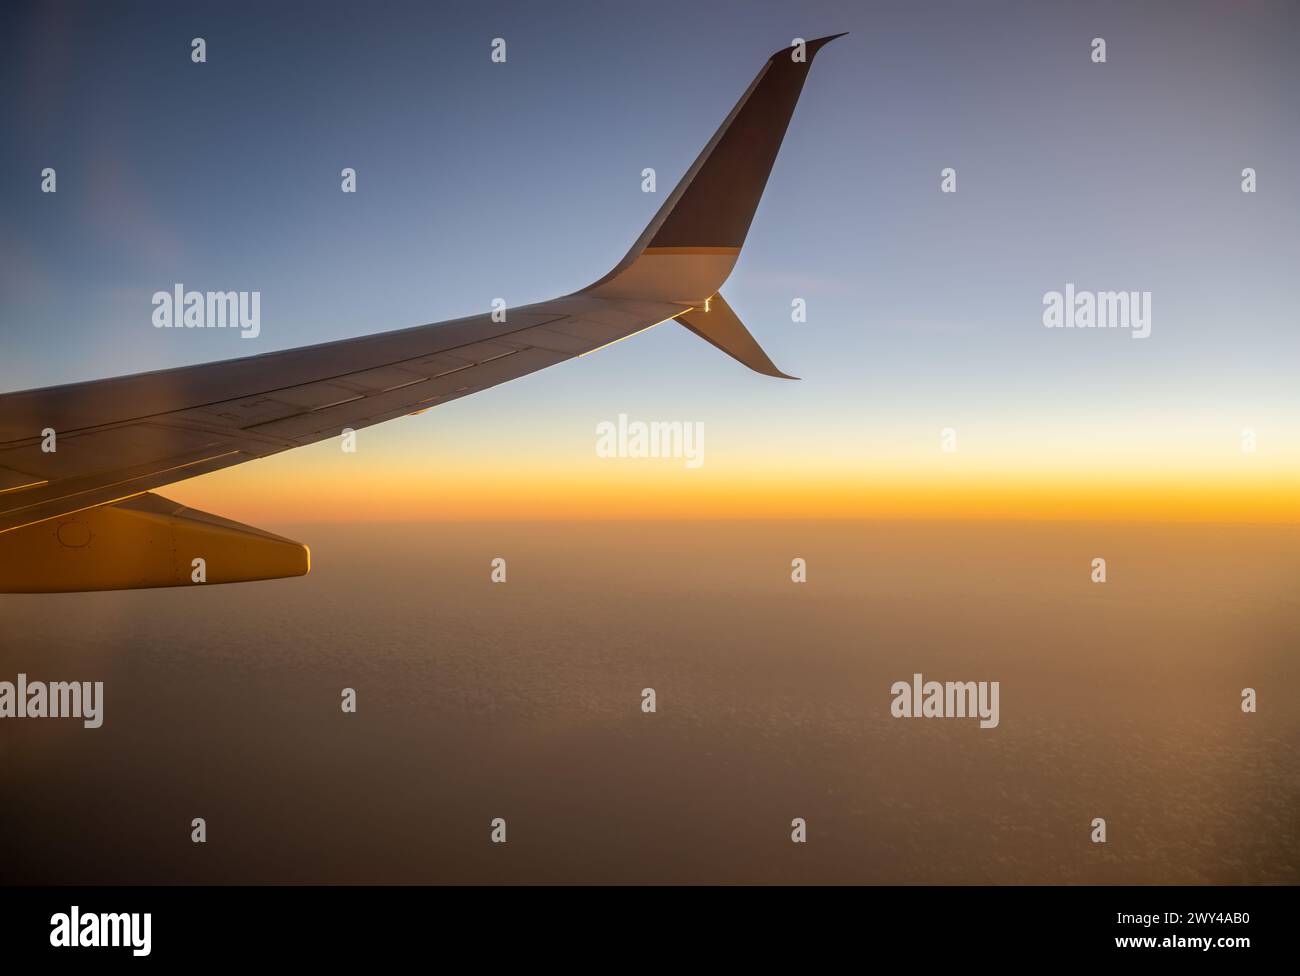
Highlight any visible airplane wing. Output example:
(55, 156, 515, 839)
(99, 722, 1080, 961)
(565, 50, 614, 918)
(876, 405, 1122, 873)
(0, 34, 843, 592)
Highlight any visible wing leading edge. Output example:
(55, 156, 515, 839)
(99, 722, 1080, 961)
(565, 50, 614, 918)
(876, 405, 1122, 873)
(0, 34, 843, 591)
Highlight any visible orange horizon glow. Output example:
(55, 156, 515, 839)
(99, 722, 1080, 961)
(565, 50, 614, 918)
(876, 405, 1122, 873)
(160, 439, 1300, 526)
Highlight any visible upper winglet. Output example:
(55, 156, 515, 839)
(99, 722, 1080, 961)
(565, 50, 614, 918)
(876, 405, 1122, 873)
(584, 33, 845, 303)
(641, 33, 846, 253)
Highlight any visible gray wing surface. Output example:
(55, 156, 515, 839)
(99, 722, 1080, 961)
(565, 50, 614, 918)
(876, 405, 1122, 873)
(0, 294, 681, 534)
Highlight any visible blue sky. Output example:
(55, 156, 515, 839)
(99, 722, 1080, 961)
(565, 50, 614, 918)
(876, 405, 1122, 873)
(2, 0, 1298, 519)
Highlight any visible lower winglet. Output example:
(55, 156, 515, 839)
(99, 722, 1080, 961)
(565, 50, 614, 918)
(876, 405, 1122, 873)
(676, 293, 798, 380)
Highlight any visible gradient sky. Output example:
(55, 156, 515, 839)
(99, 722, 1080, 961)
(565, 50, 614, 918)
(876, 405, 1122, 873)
(2, 0, 1298, 522)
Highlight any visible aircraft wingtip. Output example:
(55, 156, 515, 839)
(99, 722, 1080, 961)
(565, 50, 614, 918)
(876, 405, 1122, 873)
(773, 32, 848, 61)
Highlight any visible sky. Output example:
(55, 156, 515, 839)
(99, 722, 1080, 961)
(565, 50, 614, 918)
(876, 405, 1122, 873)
(2, 0, 1298, 522)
